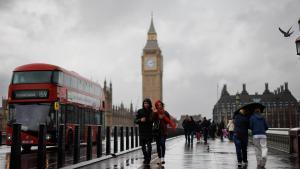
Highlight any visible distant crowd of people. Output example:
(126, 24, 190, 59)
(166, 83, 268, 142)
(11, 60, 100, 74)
(182, 116, 231, 144)
(181, 102, 268, 168)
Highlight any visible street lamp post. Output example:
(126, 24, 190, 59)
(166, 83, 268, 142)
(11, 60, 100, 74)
(296, 18, 300, 55)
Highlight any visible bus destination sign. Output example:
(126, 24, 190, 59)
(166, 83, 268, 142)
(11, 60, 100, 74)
(13, 90, 49, 99)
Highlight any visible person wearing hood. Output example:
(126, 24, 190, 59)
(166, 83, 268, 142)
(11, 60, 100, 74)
(134, 98, 153, 165)
(250, 107, 269, 169)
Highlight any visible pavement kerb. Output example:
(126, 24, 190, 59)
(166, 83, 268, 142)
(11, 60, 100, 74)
(60, 135, 183, 169)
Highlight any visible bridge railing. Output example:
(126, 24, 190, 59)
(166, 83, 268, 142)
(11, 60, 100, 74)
(8, 123, 184, 169)
(266, 128, 290, 153)
(252, 128, 300, 156)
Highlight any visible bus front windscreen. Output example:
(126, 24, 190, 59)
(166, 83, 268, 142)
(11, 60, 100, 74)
(9, 103, 52, 131)
(12, 71, 53, 84)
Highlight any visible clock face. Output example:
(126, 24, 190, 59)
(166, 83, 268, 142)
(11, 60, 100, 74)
(144, 56, 157, 70)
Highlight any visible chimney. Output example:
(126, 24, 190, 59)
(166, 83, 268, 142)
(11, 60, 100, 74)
(274, 90, 277, 95)
(280, 85, 284, 93)
(277, 87, 280, 94)
(284, 82, 289, 91)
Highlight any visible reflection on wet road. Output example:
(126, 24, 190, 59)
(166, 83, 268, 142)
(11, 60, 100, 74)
(84, 136, 298, 169)
(1, 136, 298, 169)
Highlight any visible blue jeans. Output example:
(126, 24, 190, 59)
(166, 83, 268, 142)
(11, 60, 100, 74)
(233, 134, 248, 163)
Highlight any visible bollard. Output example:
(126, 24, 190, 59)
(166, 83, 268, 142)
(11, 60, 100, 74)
(106, 126, 111, 155)
(135, 127, 138, 147)
(73, 125, 80, 164)
(97, 126, 102, 158)
(38, 124, 46, 169)
(10, 123, 21, 169)
(120, 127, 124, 151)
(131, 127, 134, 149)
(114, 126, 118, 153)
(0, 130, 2, 145)
(126, 127, 129, 150)
(57, 124, 65, 168)
(87, 126, 92, 160)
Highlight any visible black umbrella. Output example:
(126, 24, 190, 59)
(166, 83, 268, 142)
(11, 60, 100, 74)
(233, 102, 265, 117)
(242, 102, 265, 113)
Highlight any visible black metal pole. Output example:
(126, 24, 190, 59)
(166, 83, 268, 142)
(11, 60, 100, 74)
(97, 126, 102, 158)
(0, 130, 2, 145)
(38, 124, 46, 169)
(126, 127, 129, 150)
(57, 124, 65, 168)
(106, 126, 111, 155)
(10, 123, 21, 169)
(73, 125, 80, 164)
(135, 127, 138, 147)
(87, 126, 92, 160)
(120, 127, 124, 151)
(131, 127, 134, 149)
(114, 126, 118, 153)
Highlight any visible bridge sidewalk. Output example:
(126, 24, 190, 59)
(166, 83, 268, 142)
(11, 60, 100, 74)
(80, 136, 298, 169)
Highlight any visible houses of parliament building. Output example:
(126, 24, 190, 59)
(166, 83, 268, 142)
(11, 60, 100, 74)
(213, 83, 300, 128)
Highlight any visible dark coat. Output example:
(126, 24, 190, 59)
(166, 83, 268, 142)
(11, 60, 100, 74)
(233, 113, 249, 138)
(134, 99, 153, 139)
(153, 111, 171, 137)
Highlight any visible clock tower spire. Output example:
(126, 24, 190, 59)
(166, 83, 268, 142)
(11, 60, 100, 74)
(142, 16, 163, 103)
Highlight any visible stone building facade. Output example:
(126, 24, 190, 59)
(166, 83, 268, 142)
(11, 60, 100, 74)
(213, 83, 300, 128)
(103, 80, 135, 127)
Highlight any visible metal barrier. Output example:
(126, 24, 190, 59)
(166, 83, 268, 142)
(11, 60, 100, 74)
(266, 128, 290, 153)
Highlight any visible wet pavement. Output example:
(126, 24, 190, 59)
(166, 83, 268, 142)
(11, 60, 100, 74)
(81, 136, 299, 169)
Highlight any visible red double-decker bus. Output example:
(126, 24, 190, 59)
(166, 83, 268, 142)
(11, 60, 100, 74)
(6, 63, 105, 150)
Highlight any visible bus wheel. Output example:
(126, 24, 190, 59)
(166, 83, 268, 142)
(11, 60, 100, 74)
(22, 145, 32, 152)
(66, 130, 73, 150)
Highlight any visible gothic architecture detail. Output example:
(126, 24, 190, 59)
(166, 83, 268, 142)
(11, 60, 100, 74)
(142, 17, 163, 103)
(103, 80, 135, 127)
(213, 83, 300, 128)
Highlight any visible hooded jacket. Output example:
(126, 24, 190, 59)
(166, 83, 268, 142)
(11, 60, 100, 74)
(249, 112, 268, 136)
(134, 98, 153, 138)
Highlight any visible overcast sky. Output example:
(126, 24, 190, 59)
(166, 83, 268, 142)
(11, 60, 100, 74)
(0, 0, 300, 119)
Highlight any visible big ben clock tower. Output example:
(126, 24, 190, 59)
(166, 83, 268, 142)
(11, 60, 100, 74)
(142, 17, 163, 102)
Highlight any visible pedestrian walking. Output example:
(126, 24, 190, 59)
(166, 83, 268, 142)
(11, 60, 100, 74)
(153, 100, 175, 165)
(227, 119, 234, 141)
(187, 116, 196, 144)
(210, 121, 217, 139)
(250, 106, 268, 169)
(182, 115, 189, 142)
(233, 108, 250, 167)
(134, 98, 153, 165)
(195, 120, 202, 142)
(218, 120, 225, 141)
(201, 117, 210, 144)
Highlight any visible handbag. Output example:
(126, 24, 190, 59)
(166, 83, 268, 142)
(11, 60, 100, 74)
(152, 120, 160, 136)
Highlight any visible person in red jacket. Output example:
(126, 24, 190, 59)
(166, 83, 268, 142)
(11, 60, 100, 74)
(153, 100, 175, 165)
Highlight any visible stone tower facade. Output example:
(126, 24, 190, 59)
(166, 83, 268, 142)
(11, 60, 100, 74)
(142, 17, 163, 103)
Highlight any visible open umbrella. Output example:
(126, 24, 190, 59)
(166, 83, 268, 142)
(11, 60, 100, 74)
(233, 102, 265, 117)
(242, 102, 265, 114)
